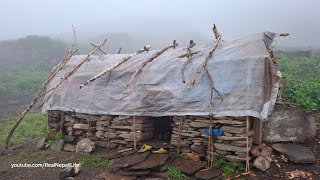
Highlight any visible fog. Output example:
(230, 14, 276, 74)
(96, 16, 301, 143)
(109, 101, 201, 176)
(1, 0, 320, 49)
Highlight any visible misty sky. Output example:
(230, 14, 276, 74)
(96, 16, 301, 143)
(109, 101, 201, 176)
(1, 0, 320, 47)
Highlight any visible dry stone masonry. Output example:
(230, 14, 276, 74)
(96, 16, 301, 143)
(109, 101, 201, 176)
(48, 110, 253, 162)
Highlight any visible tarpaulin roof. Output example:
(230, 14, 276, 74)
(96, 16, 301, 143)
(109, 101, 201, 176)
(42, 32, 281, 119)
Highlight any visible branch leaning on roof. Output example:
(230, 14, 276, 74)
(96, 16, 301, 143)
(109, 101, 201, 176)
(188, 35, 221, 89)
(127, 40, 178, 86)
(79, 45, 151, 89)
(0, 44, 78, 155)
(188, 24, 223, 103)
(38, 39, 108, 108)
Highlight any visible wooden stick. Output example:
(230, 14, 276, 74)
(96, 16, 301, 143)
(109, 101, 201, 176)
(207, 117, 213, 168)
(128, 41, 178, 86)
(39, 39, 107, 108)
(245, 116, 250, 173)
(118, 148, 133, 153)
(80, 45, 151, 89)
(181, 40, 196, 83)
(177, 116, 182, 154)
(118, 47, 122, 54)
(91, 42, 107, 55)
(203, 65, 223, 106)
(72, 24, 78, 53)
(0, 45, 78, 155)
(60, 112, 65, 136)
(133, 116, 137, 151)
(46, 113, 49, 140)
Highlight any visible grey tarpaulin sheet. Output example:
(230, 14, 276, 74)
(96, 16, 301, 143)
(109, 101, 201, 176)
(42, 32, 280, 120)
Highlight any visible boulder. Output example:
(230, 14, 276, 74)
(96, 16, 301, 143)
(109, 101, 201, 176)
(36, 138, 46, 149)
(272, 143, 315, 163)
(76, 138, 95, 153)
(253, 156, 270, 172)
(263, 104, 316, 142)
(50, 139, 64, 151)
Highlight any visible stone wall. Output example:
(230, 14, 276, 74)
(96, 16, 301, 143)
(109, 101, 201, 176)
(170, 116, 253, 162)
(48, 111, 253, 162)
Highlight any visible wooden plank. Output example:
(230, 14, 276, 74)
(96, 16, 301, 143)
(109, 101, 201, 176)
(252, 117, 263, 145)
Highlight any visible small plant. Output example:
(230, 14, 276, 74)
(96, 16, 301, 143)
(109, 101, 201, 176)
(212, 155, 225, 168)
(166, 166, 189, 180)
(212, 156, 244, 178)
(45, 139, 53, 149)
(55, 131, 61, 140)
(79, 155, 109, 169)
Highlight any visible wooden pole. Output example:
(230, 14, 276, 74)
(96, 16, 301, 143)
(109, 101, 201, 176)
(177, 116, 182, 154)
(118, 47, 122, 54)
(80, 45, 151, 89)
(91, 42, 107, 54)
(127, 40, 178, 86)
(39, 39, 107, 108)
(245, 116, 250, 173)
(133, 116, 137, 151)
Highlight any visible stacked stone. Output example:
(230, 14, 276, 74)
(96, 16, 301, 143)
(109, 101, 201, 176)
(63, 113, 100, 143)
(108, 116, 154, 148)
(170, 116, 253, 162)
(47, 111, 62, 139)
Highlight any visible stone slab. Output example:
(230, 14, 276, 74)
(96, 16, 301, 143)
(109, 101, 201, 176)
(272, 143, 315, 163)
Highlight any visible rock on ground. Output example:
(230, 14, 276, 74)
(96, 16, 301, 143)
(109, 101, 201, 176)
(264, 104, 316, 142)
(108, 152, 150, 172)
(58, 165, 80, 180)
(195, 168, 222, 180)
(272, 143, 315, 163)
(76, 138, 95, 153)
(253, 156, 270, 172)
(170, 158, 206, 175)
(50, 139, 64, 151)
(63, 144, 76, 152)
(36, 138, 46, 149)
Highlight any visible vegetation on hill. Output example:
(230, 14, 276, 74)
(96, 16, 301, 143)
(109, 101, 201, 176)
(278, 56, 320, 110)
(0, 112, 46, 145)
(0, 65, 47, 94)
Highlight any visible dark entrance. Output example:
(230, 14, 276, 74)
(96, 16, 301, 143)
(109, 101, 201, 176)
(152, 116, 172, 141)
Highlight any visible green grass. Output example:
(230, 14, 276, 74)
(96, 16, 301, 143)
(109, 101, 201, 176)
(0, 112, 46, 145)
(212, 156, 244, 178)
(0, 65, 47, 94)
(79, 155, 109, 169)
(166, 166, 190, 180)
(278, 56, 320, 110)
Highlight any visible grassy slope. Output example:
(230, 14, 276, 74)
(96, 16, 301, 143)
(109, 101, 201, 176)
(0, 112, 46, 145)
(278, 56, 320, 110)
(0, 65, 47, 94)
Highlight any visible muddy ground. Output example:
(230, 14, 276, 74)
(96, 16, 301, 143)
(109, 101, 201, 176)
(0, 127, 319, 180)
